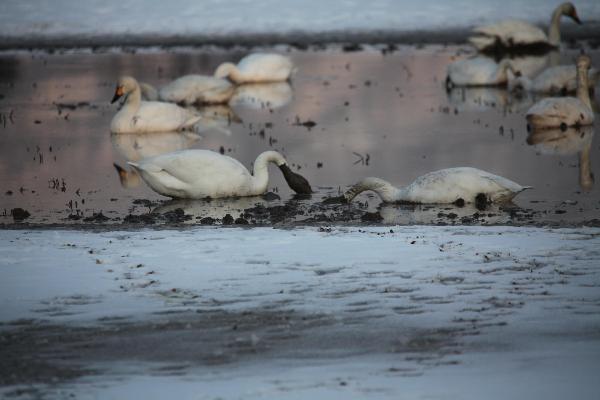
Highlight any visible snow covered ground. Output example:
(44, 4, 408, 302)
(1, 0, 599, 46)
(1, 226, 599, 399)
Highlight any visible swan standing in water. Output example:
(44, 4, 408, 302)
(526, 55, 595, 130)
(129, 149, 312, 199)
(110, 76, 202, 133)
(446, 57, 516, 88)
(509, 64, 599, 94)
(139, 75, 235, 105)
(343, 168, 530, 204)
(469, 2, 581, 53)
(214, 53, 295, 84)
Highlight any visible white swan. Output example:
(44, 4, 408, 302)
(214, 53, 295, 84)
(129, 149, 312, 199)
(140, 75, 234, 105)
(469, 2, 581, 53)
(110, 76, 202, 134)
(509, 64, 599, 94)
(526, 55, 595, 130)
(343, 168, 530, 204)
(446, 57, 516, 88)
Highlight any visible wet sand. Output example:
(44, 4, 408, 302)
(1, 226, 599, 399)
(0, 45, 599, 227)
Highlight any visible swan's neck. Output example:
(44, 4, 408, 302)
(344, 177, 403, 203)
(576, 65, 592, 109)
(579, 143, 593, 191)
(122, 82, 142, 113)
(250, 151, 287, 195)
(215, 63, 241, 82)
(139, 82, 159, 101)
(495, 60, 513, 83)
(548, 5, 565, 45)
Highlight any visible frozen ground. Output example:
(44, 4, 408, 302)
(1, 0, 600, 47)
(1, 226, 599, 399)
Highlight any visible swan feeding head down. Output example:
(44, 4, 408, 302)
(343, 168, 530, 205)
(129, 149, 312, 199)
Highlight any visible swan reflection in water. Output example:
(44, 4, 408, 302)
(151, 197, 272, 221)
(229, 82, 293, 110)
(191, 105, 242, 136)
(446, 86, 533, 113)
(111, 130, 202, 188)
(527, 125, 594, 191)
(376, 202, 518, 225)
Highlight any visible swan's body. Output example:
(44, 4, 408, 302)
(526, 55, 595, 129)
(140, 75, 234, 105)
(446, 57, 515, 88)
(129, 149, 312, 199)
(510, 65, 599, 94)
(215, 53, 294, 84)
(344, 168, 530, 204)
(110, 76, 202, 134)
(468, 2, 581, 53)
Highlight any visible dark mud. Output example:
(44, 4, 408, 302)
(0, 307, 468, 388)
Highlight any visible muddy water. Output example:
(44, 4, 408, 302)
(0, 46, 599, 225)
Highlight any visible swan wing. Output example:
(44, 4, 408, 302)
(533, 66, 576, 92)
(237, 53, 294, 81)
(526, 98, 595, 128)
(472, 20, 548, 45)
(137, 149, 250, 185)
(406, 168, 525, 203)
(133, 101, 201, 131)
(160, 75, 233, 104)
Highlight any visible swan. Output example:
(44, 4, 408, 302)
(214, 53, 295, 84)
(110, 76, 202, 134)
(343, 168, 530, 205)
(129, 149, 312, 199)
(469, 2, 581, 53)
(526, 55, 595, 130)
(446, 57, 516, 88)
(139, 75, 235, 105)
(509, 64, 599, 94)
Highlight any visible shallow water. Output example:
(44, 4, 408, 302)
(0, 45, 599, 225)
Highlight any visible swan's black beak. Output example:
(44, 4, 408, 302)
(571, 10, 582, 25)
(111, 85, 124, 104)
(279, 164, 313, 194)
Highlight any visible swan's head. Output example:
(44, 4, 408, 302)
(214, 62, 236, 80)
(576, 54, 592, 71)
(560, 2, 581, 24)
(279, 164, 313, 194)
(112, 76, 139, 104)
